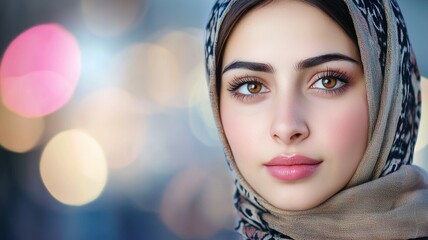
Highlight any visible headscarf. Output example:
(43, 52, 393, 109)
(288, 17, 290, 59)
(205, 0, 428, 239)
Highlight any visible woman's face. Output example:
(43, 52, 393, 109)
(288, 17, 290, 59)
(220, 0, 368, 211)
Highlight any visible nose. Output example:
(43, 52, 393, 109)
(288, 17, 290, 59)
(270, 97, 309, 145)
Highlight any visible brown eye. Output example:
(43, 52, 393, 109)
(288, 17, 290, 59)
(230, 79, 269, 97)
(310, 71, 349, 95)
(247, 82, 262, 93)
(321, 77, 337, 89)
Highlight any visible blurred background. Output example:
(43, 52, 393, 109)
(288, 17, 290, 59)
(0, 0, 426, 240)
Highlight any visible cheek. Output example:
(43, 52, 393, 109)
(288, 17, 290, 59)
(315, 96, 368, 160)
(222, 114, 247, 151)
(220, 103, 265, 160)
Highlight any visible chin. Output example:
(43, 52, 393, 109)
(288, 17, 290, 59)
(269, 195, 326, 211)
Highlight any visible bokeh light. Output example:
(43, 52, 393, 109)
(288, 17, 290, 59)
(40, 129, 108, 206)
(81, 0, 146, 37)
(111, 42, 191, 108)
(0, 24, 81, 117)
(188, 63, 221, 147)
(415, 76, 428, 151)
(160, 167, 234, 239)
(158, 29, 205, 77)
(71, 87, 145, 169)
(414, 76, 428, 170)
(0, 101, 45, 153)
(414, 146, 428, 171)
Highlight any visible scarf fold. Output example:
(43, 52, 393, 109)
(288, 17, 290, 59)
(235, 165, 428, 239)
(205, 0, 428, 239)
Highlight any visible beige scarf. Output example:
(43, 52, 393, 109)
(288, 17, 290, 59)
(205, 0, 428, 239)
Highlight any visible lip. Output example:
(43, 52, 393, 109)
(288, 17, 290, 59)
(264, 155, 322, 181)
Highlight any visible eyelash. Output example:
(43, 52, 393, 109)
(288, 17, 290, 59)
(311, 68, 351, 97)
(226, 69, 352, 101)
(227, 75, 267, 101)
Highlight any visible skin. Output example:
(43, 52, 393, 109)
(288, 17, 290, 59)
(220, 0, 368, 210)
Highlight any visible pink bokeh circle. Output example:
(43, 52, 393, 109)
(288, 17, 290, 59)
(0, 23, 81, 117)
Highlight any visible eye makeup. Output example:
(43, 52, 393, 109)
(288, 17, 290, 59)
(226, 75, 269, 102)
(310, 68, 352, 97)
(225, 67, 354, 102)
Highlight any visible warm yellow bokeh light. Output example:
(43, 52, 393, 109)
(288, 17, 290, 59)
(40, 130, 108, 206)
(158, 29, 205, 76)
(160, 167, 234, 239)
(111, 42, 190, 108)
(81, 0, 146, 37)
(72, 88, 145, 169)
(0, 101, 45, 153)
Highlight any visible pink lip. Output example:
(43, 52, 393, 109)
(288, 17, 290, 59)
(264, 155, 322, 181)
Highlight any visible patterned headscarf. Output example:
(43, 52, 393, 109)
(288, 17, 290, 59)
(205, 0, 428, 239)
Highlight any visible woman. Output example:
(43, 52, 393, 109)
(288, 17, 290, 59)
(205, 0, 428, 239)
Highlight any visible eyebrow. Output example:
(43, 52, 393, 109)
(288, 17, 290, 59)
(222, 61, 274, 74)
(296, 53, 359, 69)
(222, 53, 359, 74)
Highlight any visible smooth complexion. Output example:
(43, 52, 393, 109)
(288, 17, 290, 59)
(220, 0, 368, 211)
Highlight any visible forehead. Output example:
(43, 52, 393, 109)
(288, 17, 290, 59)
(222, 0, 359, 66)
